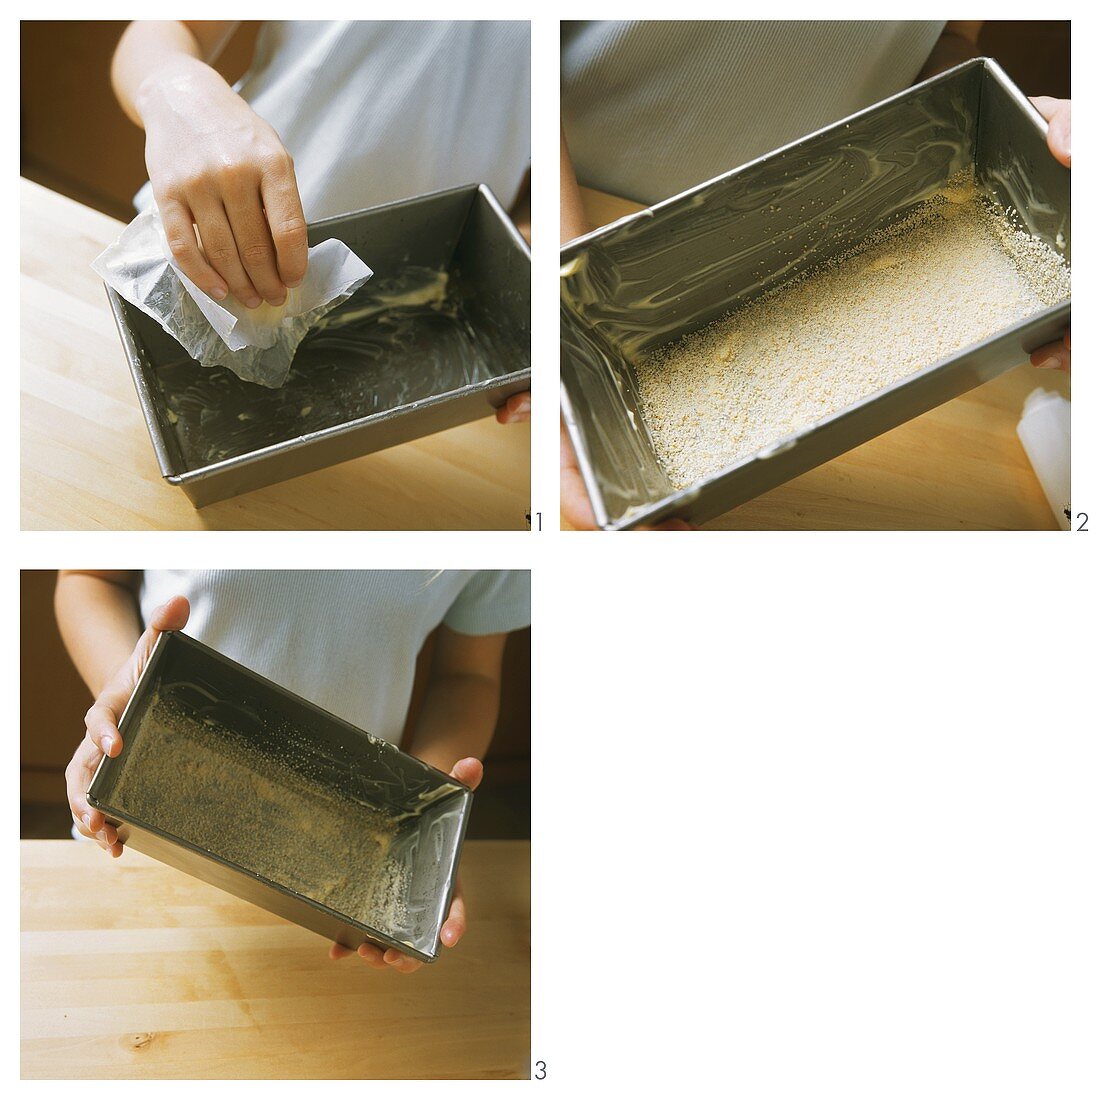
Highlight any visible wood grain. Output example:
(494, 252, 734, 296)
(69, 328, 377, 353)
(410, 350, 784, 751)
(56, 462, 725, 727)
(21, 839, 530, 1080)
(568, 187, 1069, 531)
(20, 179, 530, 530)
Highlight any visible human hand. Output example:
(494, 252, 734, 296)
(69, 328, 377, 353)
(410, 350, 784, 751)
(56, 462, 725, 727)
(1029, 96, 1071, 371)
(64, 595, 191, 858)
(560, 420, 692, 530)
(496, 391, 531, 425)
(1032, 96, 1071, 168)
(138, 58, 308, 309)
(329, 756, 483, 973)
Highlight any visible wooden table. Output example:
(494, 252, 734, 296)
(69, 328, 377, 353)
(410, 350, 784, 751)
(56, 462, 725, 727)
(21, 839, 530, 1079)
(20, 179, 530, 530)
(569, 187, 1069, 531)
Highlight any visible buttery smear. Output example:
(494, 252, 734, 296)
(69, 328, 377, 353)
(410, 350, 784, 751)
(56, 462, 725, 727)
(635, 173, 1070, 490)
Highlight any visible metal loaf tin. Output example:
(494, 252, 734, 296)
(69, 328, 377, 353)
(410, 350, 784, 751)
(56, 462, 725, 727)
(87, 631, 473, 963)
(560, 58, 1071, 529)
(105, 184, 530, 507)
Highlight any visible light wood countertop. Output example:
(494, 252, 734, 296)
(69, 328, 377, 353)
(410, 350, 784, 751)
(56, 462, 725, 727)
(568, 187, 1069, 531)
(20, 179, 530, 530)
(21, 839, 530, 1079)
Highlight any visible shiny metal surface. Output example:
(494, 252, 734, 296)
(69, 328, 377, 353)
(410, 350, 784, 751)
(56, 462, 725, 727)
(107, 184, 530, 507)
(88, 631, 472, 963)
(560, 59, 1071, 529)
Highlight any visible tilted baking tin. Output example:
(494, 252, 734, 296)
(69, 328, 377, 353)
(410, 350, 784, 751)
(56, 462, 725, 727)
(105, 184, 530, 507)
(88, 631, 472, 963)
(560, 58, 1071, 529)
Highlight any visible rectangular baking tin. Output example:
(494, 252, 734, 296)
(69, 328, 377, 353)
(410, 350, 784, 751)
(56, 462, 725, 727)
(106, 184, 530, 506)
(87, 631, 473, 962)
(560, 58, 1071, 529)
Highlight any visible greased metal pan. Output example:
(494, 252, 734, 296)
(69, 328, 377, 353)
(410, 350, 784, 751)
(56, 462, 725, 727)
(87, 631, 472, 963)
(105, 184, 530, 507)
(560, 58, 1070, 529)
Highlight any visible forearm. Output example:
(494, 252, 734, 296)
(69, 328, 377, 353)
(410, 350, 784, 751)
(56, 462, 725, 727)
(112, 20, 237, 128)
(561, 126, 589, 245)
(405, 673, 500, 774)
(55, 571, 143, 696)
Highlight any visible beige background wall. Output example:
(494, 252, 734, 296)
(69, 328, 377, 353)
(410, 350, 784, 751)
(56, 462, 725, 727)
(20, 21, 260, 220)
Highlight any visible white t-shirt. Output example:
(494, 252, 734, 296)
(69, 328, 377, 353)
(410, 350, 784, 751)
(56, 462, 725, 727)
(136, 20, 531, 220)
(139, 570, 530, 745)
(562, 20, 946, 205)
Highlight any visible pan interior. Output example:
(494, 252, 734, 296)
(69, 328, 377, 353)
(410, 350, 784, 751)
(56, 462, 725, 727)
(147, 267, 523, 472)
(562, 62, 1072, 526)
(561, 63, 986, 524)
(100, 637, 466, 956)
(123, 190, 529, 475)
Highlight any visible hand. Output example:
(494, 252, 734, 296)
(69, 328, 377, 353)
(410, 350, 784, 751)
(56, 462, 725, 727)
(560, 420, 693, 531)
(64, 596, 191, 858)
(139, 58, 308, 308)
(496, 391, 531, 425)
(1029, 96, 1071, 372)
(329, 756, 483, 973)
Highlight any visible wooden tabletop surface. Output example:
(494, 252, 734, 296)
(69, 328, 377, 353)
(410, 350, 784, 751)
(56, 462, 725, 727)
(21, 839, 530, 1080)
(570, 187, 1069, 531)
(20, 179, 530, 530)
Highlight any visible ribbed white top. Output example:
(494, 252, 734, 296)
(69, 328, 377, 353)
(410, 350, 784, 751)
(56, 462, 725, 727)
(562, 20, 946, 205)
(139, 570, 530, 745)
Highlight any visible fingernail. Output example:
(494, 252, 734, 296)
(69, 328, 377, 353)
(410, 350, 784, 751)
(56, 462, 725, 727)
(515, 396, 531, 414)
(209, 286, 227, 301)
(284, 277, 302, 289)
(441, 927, 455, 945)
(245, 295, 262, 309)
(1035, 354, 1062, 370)
(268, 295, 286, 307)
(82, 813, 91, 828)
(101, 735, 114, 754)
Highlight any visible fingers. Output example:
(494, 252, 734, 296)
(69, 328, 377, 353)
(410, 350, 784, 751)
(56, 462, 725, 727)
(84, 701, 123, 758)
(66, 760, 123, 857)
(382, 948, 423, 974)
(192, 198, 262, 309)
(223, 177, 287, 306)
(260, 157, 309, 289)
(1030, 337, 1070, 372)
(65, 745, 100, 833)
(449, 757, 484, 791)
(160, 197, 228, 301)
(1031, 97, 1071, 167)
(440, 883, 466, 949)
(357, 943, 391, 970)
(496, 391, 531, 425)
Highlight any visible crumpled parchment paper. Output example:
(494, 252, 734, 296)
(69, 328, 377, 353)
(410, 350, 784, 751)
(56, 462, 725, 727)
(92, 206, 373, 387)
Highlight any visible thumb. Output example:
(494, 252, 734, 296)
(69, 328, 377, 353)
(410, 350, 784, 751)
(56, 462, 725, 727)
(148, 595, 190, 634)
(450, 757, 484, 791)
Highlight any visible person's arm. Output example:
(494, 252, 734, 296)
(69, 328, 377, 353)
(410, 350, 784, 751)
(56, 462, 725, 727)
(111, 20, 308, 309)
(55, 570, 143, 695)
(57, 571, 190, 859)
(561, 126, 589, 245)
(919, 21, 983, 80)
(404, 627, 506, 773)
(331, 627, 507, 973)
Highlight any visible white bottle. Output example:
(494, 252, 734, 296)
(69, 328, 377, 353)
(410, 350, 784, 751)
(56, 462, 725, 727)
(1017, 388, 1070, 530)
